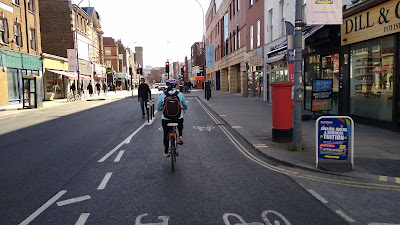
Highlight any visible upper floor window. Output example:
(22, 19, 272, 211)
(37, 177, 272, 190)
(268, 9, 273, 42)
(256, 20, 260, 47)
(14, 23, 22, 47)
(105, 47, 111, 55)
(12, 0, 19, 5)
(250, 0, 253, 7)
(237, 0, 240, 11)
(250, 25, 253, 50)
(106, 60, 112, 68)
(30, 28, 36, 50)
(28, 0, 34, 12)
(280, 0, 285, 36)
(0, 18, 9, 44)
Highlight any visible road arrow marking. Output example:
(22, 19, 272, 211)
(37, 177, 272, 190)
(56, 195, 91, 206)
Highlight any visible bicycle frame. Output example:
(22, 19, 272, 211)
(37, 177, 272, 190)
(167, 123, 179, 171)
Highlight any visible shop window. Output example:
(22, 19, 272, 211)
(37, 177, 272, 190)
(304, 54, 320, 111)
(0, 18, 9, 44)
(30, 29, 36, 50)
(14, 23, 22, 47)
(7, 68, 20, 101)
(350, 36, 394, 122)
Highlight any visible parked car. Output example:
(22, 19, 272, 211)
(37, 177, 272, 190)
(154, 83, 160, 88)
(158, 83, 167, 91)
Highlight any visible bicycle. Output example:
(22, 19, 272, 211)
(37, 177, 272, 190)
(167, 122, 179, 171)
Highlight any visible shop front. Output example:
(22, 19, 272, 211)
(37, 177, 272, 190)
(246, 49, 264, 99)
(341, 0, 400, 130)
(303, 25, 342, 115)
(0, 49, 42, 105)
(42, 53, 70, 100)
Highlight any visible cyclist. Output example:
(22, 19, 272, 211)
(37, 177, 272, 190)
(157, 78, 188, 158)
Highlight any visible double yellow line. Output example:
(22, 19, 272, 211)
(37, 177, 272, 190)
(196, 97, 400, 192)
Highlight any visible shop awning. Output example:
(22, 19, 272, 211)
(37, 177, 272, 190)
(265, 25, 325, 63)
(95, 74, 106, 78)
(47, 69, 77, 79)
(80, 75, 92, 80)
(191, 76, 205, 81)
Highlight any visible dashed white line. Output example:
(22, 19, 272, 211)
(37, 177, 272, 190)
(56, 195, 91, 206)
(379, 176, 388, 182)
(307, 189, 328, 204)
(19, 190, 67, 225)
(336, 210, 355, 223)
(97, 172, 113, 190)
(75, 213, 90, 225)
(114, 150, 125, 162)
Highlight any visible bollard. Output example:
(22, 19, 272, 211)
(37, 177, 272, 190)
(146, 104, 149, 123)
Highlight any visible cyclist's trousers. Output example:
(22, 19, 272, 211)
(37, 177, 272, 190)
(162, 118, 183, 153)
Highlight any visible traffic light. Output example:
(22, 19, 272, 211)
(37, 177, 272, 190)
(181, 67, 184, 75)
(165, 62, 169, 74)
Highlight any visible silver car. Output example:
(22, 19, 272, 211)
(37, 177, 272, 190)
(158, 83, 167, 91)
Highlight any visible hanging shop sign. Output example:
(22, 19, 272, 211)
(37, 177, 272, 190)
(316, 116, 354, 169)
(306, 0, 343, 25)
(311, 79, 332, 111)
(206, 45, 214, 68)
(342, 0, 400, 45)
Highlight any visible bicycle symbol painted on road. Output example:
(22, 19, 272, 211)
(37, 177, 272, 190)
(135, 213, 169, 225)
(193, 126, 215, 131)
(223, 210, 291, 225)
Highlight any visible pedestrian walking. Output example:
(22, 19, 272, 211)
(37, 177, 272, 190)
(102, 82, 107, 96)
(87, 81, 93, 97)
(138, 78, 151, 118)
(96, 82, 101, 96)
(70, 82, 76, 94)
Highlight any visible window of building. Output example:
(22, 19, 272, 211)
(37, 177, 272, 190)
(230, 32, 232, 53)
(29, 28, 36, 50)
(238, 27, 240, 49)
(350, 35, 394, 122)
(106, 60, 112, 68)
(28, 0, 34, 12)
(302, 0, 307, 24)
(229, 4, 232, 20)
(268, 9, 273, 42)
(223, 12, 229, 56)
(250, 0, 253, 7)
(237, 0, 240, 11)
(0, 18, 9, 44)
(12, 0, 19, 5)
(105, 48, 111, 55)
(233, 29, 236, 51)
(280, 0, 285, 36)
(233, 0, 235, 16)
(14, 23, 22, 47)
(250, 25, 253, 50)
(256, 20, 260, 47)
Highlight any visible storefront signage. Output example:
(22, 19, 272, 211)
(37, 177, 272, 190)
(316, 116, 353, 162)
(306, 0, 343, 25)
(248, 50, 257, 58)
(342, 0, 400, 45)
(67, 49, 77, 72)
(312, 79, 332, 111)
(249, 58, 262, 66)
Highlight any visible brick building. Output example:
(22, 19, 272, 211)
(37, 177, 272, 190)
(0, 0, 43, 105)
(147, 67, 164, 84)
(103, 37, 119, 85)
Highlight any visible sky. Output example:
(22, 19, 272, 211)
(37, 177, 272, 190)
(76, 0, 210, 68)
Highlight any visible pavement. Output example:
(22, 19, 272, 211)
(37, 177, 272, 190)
(1, 88, 400, 184)
(190, 89, 400, 184)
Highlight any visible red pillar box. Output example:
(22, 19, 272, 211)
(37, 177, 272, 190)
(270, 81, 294, 142)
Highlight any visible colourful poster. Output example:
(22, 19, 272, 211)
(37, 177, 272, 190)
(312, 79, 332, 112)
(317, 118, 351, 160)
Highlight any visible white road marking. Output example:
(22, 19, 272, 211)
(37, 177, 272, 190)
(231, 126, 241, 129)
(193, 126, 215, 131)
(97, 172, 113, 190)
(98, 122, 146, 162)
(114, 150, 125, 162)
(307, 189, 328, 204)
(396, 177, 400, 184)
(75, 213, 90, 225)
(369, 223, 400, 225)
(335, 210, 355, 223)
(56, 195, 91, 206)
(253, 144, 268, 148)
(19, 190, 67, 225)
(135, 213, 169, 225)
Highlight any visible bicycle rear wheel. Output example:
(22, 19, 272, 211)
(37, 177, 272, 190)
(170, 136, 176, 171)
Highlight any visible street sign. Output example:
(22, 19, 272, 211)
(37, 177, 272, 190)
(316, 116, 354, 170)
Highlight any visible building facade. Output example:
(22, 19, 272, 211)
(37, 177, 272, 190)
(0, 0, 42, 105)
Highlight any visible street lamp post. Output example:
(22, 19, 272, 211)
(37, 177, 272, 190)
(194, 0, 207, 99)
(74, 0, 85, 96)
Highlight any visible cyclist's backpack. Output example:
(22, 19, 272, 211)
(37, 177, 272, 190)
(163, 91, 182, 120)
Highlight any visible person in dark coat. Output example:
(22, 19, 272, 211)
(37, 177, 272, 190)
(96, 82, 101, 96)
(138, 78, 151, 118)
(87, 81, 93, 97)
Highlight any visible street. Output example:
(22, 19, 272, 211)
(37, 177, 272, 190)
(0, 90, 399, 225)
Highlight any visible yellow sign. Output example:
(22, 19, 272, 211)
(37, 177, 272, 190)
(325, 155, 340, 159)
(342, 0, 400, 45)
(316, 0, 333, 4)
